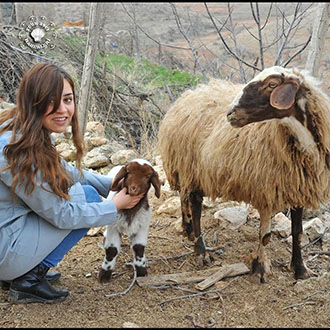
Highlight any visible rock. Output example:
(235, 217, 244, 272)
(83, 147, 110, 168)
(303, 217, 325, 241)
(61, 149, 77, 162)
(90, 136, 108, 147)
(86, 121, 105, 137)
(110, 149, 138, 165)
(56, 142, 71, 153)
(286, 217, 325, 246)
(214, 203, 249, 229)
(55, 142, 76, 161)
(0, 101, 15, 110)
(156, 196, 181, 215)
(272, 212, 291, 238)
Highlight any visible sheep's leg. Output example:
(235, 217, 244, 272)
(250, 209, 272, 283)
(99, 227, 121, 283)
(180, 189, 209, 266)
(189, 190, 210, 267)
(289, 207, 309, 280)
(130, 219, 150, 277)
(180, 189, 194, 240)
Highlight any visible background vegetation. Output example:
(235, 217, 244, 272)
(0, 2, 328, 157)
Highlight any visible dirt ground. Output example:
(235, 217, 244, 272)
(0, 190, 330, 328)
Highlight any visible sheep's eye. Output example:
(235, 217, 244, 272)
(268, 82, 278, 89)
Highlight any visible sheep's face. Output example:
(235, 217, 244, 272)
(227, 71, 300, 128)
(111, 161, 161, 198)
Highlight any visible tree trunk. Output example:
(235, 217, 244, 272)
(305, 3, 329, 77)
(77, 2, 103, 135)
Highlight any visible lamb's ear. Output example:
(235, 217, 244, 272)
(110, 166, 127, 191)
(151, 170, 161, 198)
(270, 80, 299, 110)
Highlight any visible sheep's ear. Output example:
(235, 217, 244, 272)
(111, 166, 127, 191)
(151, 171, 161, 198)
(270, 81, 299, 110)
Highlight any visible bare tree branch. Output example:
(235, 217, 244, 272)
(204, 2, 260, 73)
(169, 2, 204, 75)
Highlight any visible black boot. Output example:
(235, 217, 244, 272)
(1, 270, 61, 291)
(8, 264, 69, 304)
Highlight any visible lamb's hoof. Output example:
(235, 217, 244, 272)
(196, 254, 205, 268)
(136, 266, 148, 277)
(196, 252, 212, 268)
(98, 268, 112, 283)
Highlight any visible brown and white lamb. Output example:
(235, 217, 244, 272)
(99, 159, 161, 283)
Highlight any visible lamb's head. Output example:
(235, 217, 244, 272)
(227, 66, 304, 128)
(110, 159, 161, 198)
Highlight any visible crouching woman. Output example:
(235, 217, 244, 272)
(0, 63, 142, 304)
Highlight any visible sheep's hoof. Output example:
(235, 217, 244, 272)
(289, 262, 312, 280)
(98, 268, 113, 283)
(248, 272, 267, 284)
(250, 258, 271, 284)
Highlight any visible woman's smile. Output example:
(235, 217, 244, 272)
(42, 79, 75, 133)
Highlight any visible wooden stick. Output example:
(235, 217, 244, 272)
(136, 262, 249, 288)
(195, 263, 249, 291)
(282, 301, 316, 310)
(307, 250, 330, 256)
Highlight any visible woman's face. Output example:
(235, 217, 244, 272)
(42, 79, 75, 133)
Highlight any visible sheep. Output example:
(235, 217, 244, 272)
(158, 66, 330, 283)
(98, 159, 161, 282)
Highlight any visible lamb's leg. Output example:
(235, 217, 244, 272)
(290, 207, 309, 280)
(99, 227, 121, 283)
(132, 244, 147, 276)
(130, 219, 151, 277)
(249, 209, 272, 283)
(180, 189, 194, 241)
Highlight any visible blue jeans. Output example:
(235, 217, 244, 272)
(41, 185, 101, 268)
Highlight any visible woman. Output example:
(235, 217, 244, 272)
(0, 63, 143, 304)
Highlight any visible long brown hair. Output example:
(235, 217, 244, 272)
(0, 62, 84, 200)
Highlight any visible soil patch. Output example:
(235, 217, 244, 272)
(1, 194, 329, 328)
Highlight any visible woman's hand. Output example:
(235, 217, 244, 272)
(112, 187, 144, 210)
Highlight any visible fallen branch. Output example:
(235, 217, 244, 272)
(218, 293, 227, 327)
(307, 250, 330, 256)
(303, 290, 327, 300)
(282, 300, 316, 310)
(137, 262, 248, 288)
(195, 262, 249, 291)
(104, 263, 136, 298)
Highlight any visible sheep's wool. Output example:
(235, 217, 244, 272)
(158, 69, 330, 214)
